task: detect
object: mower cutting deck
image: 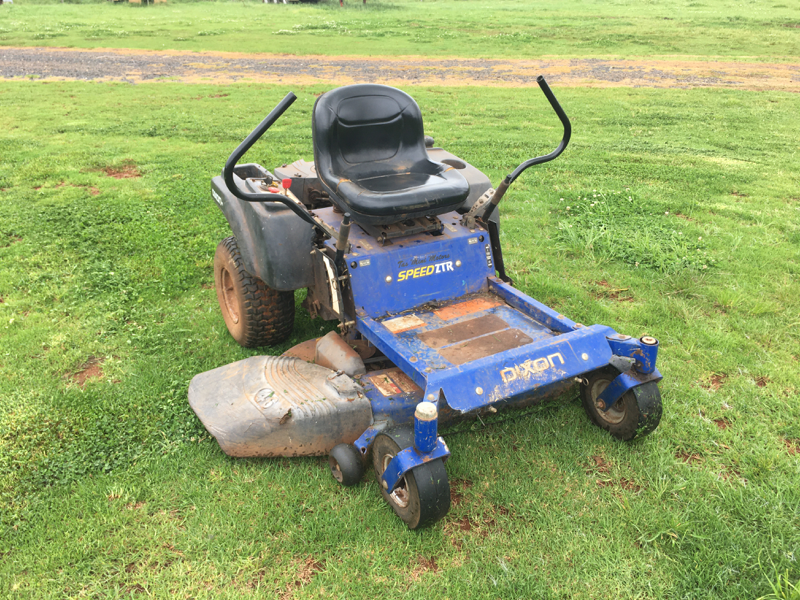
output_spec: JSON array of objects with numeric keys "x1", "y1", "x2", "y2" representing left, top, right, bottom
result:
[{"x1": 188, "y1": 77, "x2": 663, "y2": 529}]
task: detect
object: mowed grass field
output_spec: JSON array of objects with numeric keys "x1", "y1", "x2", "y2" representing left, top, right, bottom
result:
[
  {"x1": 2, "y1": 1, "x2": 800, "y2": 598},
  {"x1": 2, "y1": 81, "x2": 799, "y2": 599},
  {"x1": 1, "y1": 0, "x2": 800, "y2": 60}
]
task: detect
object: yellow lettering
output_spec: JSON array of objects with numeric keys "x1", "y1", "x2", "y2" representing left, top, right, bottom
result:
[
  {"x1": 398, "y1": 271, "x2": 407, "y2": 282},
  {"x1": 500, "y1": 368, "x2": 517, "y2": 383},
  {"x1": 413, "y1": 267, "x2": 423, "y2": 278},
  {"x1": 501, "y1": 353, "x2": 568, "y2": 382},
  {"x1": 532, "y1": 358, "x2": 549, "y2": 372},
  {"x1": 424, "y1": 265, "x2": 434, "y2": 276}
]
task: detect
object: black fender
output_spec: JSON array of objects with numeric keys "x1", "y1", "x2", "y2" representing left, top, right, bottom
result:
[{"x1": 211, "y1": 166, "x2": 314, "y2": 292}]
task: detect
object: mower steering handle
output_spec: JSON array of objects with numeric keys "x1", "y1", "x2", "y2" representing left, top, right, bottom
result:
[
  {"x1": 223, "y1": 92, "x2": 297, "y2": 203},
  {"x1": 222, "y1": 92, "x2": 332, "y2": 234},
  {"x1": 506, "y1": 76, "x2": 571, "y2": 184},
  {"x1": 479, "y1": 76, "x2": 571, "y2": 223}
]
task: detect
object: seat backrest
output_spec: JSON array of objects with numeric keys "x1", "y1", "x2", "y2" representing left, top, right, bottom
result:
[{"x1": 312, "y1": 84, "x2": 429, "y2": 187}]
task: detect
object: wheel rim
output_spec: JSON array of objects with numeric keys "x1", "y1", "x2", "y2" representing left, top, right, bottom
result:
[
  {"x1": 381, "y1": 453, "x2": 410, "y2": 508},
  {"x1": 220, "y1": 267, "x2": 239, "y2": 324},
  {"x1": 329, "y1": 456, "x2": 343, "y2": 483},
  {"x1": 591, "y1": 379, "x2": 626, "y2": 424}
]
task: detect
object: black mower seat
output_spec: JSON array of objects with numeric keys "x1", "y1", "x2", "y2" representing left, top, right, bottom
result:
[{"x1": 312, "y1": 84, "x2": 470, "y2": 225}]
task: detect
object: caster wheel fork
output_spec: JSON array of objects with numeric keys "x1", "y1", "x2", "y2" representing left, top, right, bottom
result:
[
  {"x1": 372, "y1": 428, "x2": 450, "y2": 530},
  {"x1": 580, "y1": 366, "x2": 663, "y2": 441}
]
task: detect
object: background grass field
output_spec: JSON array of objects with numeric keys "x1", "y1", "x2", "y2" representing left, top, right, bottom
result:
[
  {"x1": 1, "y1": 1, "x2": 800, "y2": 599},
  {"x1": 1, "y1": 0, "x2": 800, "y2": 60}
]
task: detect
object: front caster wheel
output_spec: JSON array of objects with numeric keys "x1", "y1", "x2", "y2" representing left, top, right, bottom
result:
[
  {"x1": 329, "y1": 443, "x2": 363, "y2": 487},
  {"x1": 372, "y1": 428, "x2": 450, "y2": 530},
  {"x1": 580, "y1": 366, "x2": 663, "y2": 441}
]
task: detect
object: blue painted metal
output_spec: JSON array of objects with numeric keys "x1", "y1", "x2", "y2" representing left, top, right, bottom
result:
[
  {"x1": 414, "y1": 407, "x2": 438, "y2": 453},
  {"x1": 597, "y1": 368, "x2": 663, "y2": 410},
  {"x1": 426, "y1": 324, "x2": 613, "y2": 411},
  {"x1": 358, "y1": 368, "x2": 423, "y2": 425},
  {"x1": 356, "y1": 302, "x2": 560, "y2": 392},
  {"x1": 316, "y1": 208, "x2": 494, "y2": 318},
  {"x1": 606, "y1": 336, "x2": 659, "y2": 374},
  {"x1": 353, "y1": 425, "x2": 385, "y2": 457},
  {"x1": 359, "y1": 309, "x2": 613, "y2": 413},
  {"x1": 312, "y1": 203, "x2": 662, "y2": 438},
  {"x1": 381, "y1": 438, "x2": 450, "y2": 492},
  {"x1": 488, "y1": 276, "x2": 578, "y2": 334}
]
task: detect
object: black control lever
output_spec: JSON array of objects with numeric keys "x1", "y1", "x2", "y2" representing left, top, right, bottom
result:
[
  {"x1": 222, "y1": 92, "x2": 331, "y2": 236},
  {"x1": 481, "y1": 76, "x2": 571, "y2": 222}
]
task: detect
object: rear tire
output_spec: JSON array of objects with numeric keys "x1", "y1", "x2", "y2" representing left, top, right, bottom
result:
[
  {"x1": 580, "y1": 366, "x2": 662, "y2": 441},
  {"x1": 372, "y1": 428, "x2": 450, "y2": 529},
  {"x1": 214, "y1": 236, "x2": 295, "y2": 348}
]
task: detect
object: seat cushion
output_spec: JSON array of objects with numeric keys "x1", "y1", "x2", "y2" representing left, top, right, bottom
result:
[{"x1": 313, "y1": 84, "x2": 469, "y2": 225}]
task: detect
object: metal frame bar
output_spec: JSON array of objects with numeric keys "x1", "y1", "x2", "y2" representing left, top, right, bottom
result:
[{"x1": 597, "y1": 368, "x2": 663, "y2": 411}]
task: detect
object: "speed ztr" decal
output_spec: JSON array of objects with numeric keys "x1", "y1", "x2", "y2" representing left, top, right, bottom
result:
[
  {"x1": 500, "y1": 353, "x2": 565, "y2": 383},
  {"x1": 397, "y1": 261, "x2": 454, "y2": 282}
]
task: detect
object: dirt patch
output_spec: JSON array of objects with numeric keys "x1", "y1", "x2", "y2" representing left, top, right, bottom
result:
[
  {"x1": 619, "y1": 478, "x2": 642, "y2": 492},
  {"x1": 277, "y1": 557, "x2": 323, "y2": 599},
  {"x1": 3, "y1": 47, "x2": 800, "y2": 92},
  {"x1": 714, "y1": 418, "x2": 731, "y2": 430},
  {"x1": 676, "y1": 451, "x2": 703, "y2": 465},
  {"x1": 755, "y1": 376, "x2": 770, "y2": 388},
  {"x1": 589, "y1": 455, "x2": 612, "y2": 474},
  {"x1": 593, "y1": 280, "x2": 633, "y2": 302},
  {"x1": 55, "y1": 181, "x2": 101, "y2": 195},
  {"x1": 449, "y1": 478, "x2": 473, "y2": 507},
  {"x1": 452, "y1": 515, "x2": 474, "y2": 532},
  {"x1": 2, "y1": 234, "x2": 22, "y2": 248},
  {"x1": 784, "y1": 439, "x2": 799, "y2": 456},
  {"x1": 102, "y1": 162, "x2": 141, "y2": 179},
  {"x1": 444, "y1": 513, "x2": 498, "y2": 547},
  {"x1": 674, "y1": 212, "x2": 694, "y2": 221},
  {"x1": 125, "y1": 584, "x2": 146, "y2": 595},
  {"x1": 718, "y1": 465, "x2": 747, "y2": 485},
  {"x1": 604, "y1": 290, "x2": 634, "y2": 302},
  {"x1": 409, "y1": 556, "x2": 439, "y2": 581},
  {"x1": 70, "y1": 356, "x2": 104, "y2": 387},
  {"x1": 701, "y1": 373, "x2": 727, "y2": 391},
  {"x1": 588, "y1": 456, "x2": 641, "y2": 491}
]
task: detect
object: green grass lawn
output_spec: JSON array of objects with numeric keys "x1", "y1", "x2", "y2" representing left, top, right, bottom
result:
[
  {"x1": 1, "y1": 0, "x2": 800, "y2": 61},
  {"x1": 1, "y1": 80, "x2": 799, "y2": 598}
]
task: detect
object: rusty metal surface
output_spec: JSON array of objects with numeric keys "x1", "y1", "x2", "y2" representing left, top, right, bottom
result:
[
  {"x1": 437, "y1": 328, "x2": 534, "y2": 366},
  {"x1": 359, "y1": 215, "x2": 444, "y2": 245},
  {"x1": 383, "y1": 314, "x2": 426, "y2": 334},
  {"x1": 432, "y1": 296, "x2": 503, "y2": 321},
  {"x1": 314, "y1": 331, "x2": 367, "y2": 376},
  {"x1": 283, "y1": 338, "x2": 318, "y2": 362},
  {"x1": 188, "y1": 356, "x2": 372, "y2": 457},
  {"x1": 417, "y1": 314, "x2": 509, "y2": 349},
  {"x1": 370, "y1": 372, "x2": 405, "y2": 397}
]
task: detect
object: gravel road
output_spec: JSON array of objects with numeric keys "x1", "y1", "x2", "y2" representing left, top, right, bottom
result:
[{"x1": 2, "y1": 46, "x2": 799, "y2": 91}]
